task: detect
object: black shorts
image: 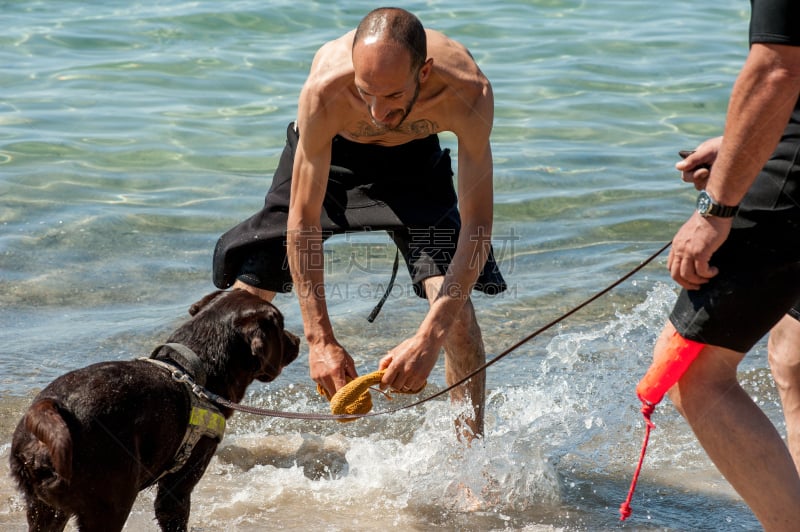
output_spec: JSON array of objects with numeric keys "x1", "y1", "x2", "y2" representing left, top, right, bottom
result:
[
  {"x1": 212, "y1": 122, "x2": 506, "y2": 299},
  {"x1": 669, "y1": 154, "x2": 800, "y2": 351}
]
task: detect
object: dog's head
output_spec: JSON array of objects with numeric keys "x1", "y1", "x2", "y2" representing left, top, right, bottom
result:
[{"x1": 181, "y1": 290, "x2": 300, "y2": 397}]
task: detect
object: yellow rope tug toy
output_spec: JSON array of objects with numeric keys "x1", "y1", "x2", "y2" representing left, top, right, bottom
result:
[{"x1": 317, "y1": 370, "x2": 426, "y2": 423}]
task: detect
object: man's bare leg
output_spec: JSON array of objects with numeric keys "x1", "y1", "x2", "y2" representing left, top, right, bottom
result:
[
  {"x1": 661, "y1": 322, "x2": 800, "y2": 531},
  {"x1": 232, "y1": 279, "x2": 276, "y2": 302},
  {"x1": 422, "y1": 276, "x2": 486, "y2": 442},
  {"x1": 769, "y1": 313, "x2": 800, "y2": 473}
]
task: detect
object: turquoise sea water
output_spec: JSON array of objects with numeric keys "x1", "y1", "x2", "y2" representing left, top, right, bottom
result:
[{"x1": 0, "y1": 1, "x2": 773, "y2": 530}]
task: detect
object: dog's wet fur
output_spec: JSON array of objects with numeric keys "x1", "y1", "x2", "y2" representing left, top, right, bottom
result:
[{"x1": 9, "y1": 289, "x2": 300, "y2": 532}]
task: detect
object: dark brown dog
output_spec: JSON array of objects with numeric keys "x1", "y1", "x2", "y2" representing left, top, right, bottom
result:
[{"x1": 9, "y1": 289, "x2": 300, "y2": 532}]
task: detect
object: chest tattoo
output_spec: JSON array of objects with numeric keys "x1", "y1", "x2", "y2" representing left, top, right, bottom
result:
[{"x1": 348, "y1": 119, "x2": 439, "y2": 139}]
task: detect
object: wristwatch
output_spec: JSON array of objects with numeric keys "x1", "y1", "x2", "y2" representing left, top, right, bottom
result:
[{"x1": 696, "y1": 190, "x2": 738, "y2": 218}]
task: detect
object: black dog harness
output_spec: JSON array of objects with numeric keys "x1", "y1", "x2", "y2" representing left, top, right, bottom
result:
[{"x1": 141, "y1": 343, "x2": 226, "y2": 482}]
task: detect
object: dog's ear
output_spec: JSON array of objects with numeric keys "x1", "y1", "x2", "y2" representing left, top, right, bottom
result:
[
  {"x1": 253, "y1": 323, "x2": 286, "y2": 382},
  {"x1": 235, "y1": 305, "x2": 281, "y2": 373},
  {"x1": 235, "y1": 303, "x2": 298, "y2": 381},
  {"x1": 188, "y1": 290, "x2": 226, "y2": 316}
]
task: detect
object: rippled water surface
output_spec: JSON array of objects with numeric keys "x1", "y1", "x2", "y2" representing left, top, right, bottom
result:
[{"x1": 0, "y1": 1, "x2": 771, "y2": 530}]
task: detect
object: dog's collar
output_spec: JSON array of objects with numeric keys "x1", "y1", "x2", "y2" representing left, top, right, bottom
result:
[{"x1": 148, "y1": 343, "x2": 208, "y2": 386}]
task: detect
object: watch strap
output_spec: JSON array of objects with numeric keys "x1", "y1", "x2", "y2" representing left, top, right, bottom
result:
[{"x1": 708, "y1": 202, "x2": 738, "y2": 217}]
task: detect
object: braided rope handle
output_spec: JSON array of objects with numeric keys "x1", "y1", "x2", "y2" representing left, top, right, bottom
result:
[{"x1": 318, "y1": 370, "x2": 426, "y2": 423}]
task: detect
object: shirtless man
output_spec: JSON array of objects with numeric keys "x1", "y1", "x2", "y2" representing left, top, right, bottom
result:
[{"x1": 212, "y1": 8, "x2": 506, "y2": 439}]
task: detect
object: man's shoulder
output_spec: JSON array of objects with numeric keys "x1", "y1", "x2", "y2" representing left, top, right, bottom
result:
[
  {"x1": 305, "y1": 32, "x2": 356, "y2": 93},
  {"x1": 427, "y1": 30, "x2": 483, "y2": 71},
  {"x1": 311, "y1": 30, "x2": 355, "y2": 69},
  {"x1": 302, "y1": 53, "x2": 354, "y2": 107},
  {"x1": 426, "y1": 31, "x2": 491, "y2": 105}
]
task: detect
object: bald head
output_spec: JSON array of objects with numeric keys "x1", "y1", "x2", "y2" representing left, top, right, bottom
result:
[{"x1": 353, "y1": 7, "x2": 427, "y2": 73}]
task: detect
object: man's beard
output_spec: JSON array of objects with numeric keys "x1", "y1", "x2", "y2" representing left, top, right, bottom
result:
[{"x1": 370, "y1": 82, "x2": 420, "y2": 132}]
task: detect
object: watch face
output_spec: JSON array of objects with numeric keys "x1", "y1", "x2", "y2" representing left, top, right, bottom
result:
[{"x1": 696, "y1": 191, "x2": 712, "y2": 215}]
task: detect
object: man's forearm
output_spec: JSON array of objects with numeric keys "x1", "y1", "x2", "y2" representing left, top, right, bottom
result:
[
  {"x1": 418, "y1": 224, "x2": 491, "y2": 339},
  {"x1": 286, "y1": 227, "x2": 334, "y2": 344}
]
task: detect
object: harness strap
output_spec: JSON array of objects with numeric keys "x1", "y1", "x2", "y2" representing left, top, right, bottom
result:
[
  {"x1": 139, "y1": 350, "x2": 226, "y2": 483},
  {"x1": 164, "y1": 394, "x2": 226, "y2": 477}
]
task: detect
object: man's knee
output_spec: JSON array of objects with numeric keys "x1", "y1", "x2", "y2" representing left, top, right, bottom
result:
[
  {"x1": 446, "y1": 298, "x2": 483, "y2": 349},
  {"x1": 420, "y1": 276, "x2": 483, "y2": 350},
  {"x1": 666, "y1": 341, "x2": 743, "y2": 417},
  {"x1": 769, "y1": 315, "x2": 800, "y2": 390},
  {"x1": 454, "y1": 297, "x2": 479, "y2": 328}
]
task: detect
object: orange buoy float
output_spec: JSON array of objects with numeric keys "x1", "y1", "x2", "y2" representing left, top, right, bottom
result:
[{"x1": 619, "y1": 331, "x2": 705, "y2": 521}]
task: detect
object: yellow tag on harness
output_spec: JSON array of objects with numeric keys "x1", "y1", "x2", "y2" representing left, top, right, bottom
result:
[{"x1": 189, "y1": 406, "x2": 226, "y2": 438}]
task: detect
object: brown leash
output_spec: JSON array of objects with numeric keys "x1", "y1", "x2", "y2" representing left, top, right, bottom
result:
[{"x1": 194, "y1": 241, "x2": 672, "y2": 421}]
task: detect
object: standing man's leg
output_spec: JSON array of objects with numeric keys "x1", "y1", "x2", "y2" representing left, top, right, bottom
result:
[
  {"x1": 422, "y1": 275, "x2": 486, "y2": 442},
  {"x1": 660, "y1": 321, "x2": 800, "y2": 531},
  {"x1": 769, "y1": 313, "x2": 800, "y2": 473}
]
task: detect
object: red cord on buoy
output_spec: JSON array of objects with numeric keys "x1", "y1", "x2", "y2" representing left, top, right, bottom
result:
[
  {"x1": 620, "y1": 332, "x2": 705, "y2": 521},
  {"x1": 619, "y1": 402, "x2": 655, "y2": 520}
]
